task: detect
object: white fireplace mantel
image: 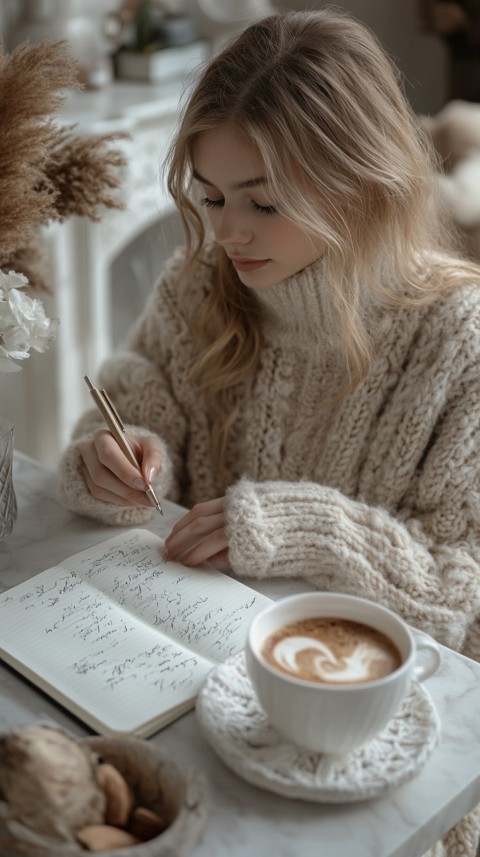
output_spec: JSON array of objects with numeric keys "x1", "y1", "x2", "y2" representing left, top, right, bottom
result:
[{"x1": 2, "y1": 73, "x2": 201, "y2": 467}]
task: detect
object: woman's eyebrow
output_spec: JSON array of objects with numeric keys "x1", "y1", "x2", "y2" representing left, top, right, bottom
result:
[{"x1": 192, "y1": 168, "x2": 267, "y2": 190}]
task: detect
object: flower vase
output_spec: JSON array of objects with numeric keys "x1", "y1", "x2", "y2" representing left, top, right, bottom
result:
[{"x1": 0, "y1": 418, "x2": 17, "y2": 542}]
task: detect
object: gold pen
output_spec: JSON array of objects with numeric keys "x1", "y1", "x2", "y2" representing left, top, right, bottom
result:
[{"x1": 84, "y1": 374, "x2": 163, "y2": 515}]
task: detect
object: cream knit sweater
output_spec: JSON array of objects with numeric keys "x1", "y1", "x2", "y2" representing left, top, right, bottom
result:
[{"x1": 58, "y1": 245, "x2": 480, "y2": 856}]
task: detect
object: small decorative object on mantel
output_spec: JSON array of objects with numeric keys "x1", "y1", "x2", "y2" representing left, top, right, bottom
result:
[
  {"x1": 0, "y1": 36, "x2": 126, "y2": 541},
  {"x1": 0, "y1": 724, "x2": 207, "y2": 856},
  {"x1": 112, "y1": 0, "x2": 208, "y2": 83},
  {"x1": 10, "y1": 0, "x2": 120, "y2": 90}
]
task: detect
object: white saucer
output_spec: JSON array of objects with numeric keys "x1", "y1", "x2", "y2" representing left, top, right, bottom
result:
[{"x1": 196, "y1": 652, "x2": 441, "y2": 803}]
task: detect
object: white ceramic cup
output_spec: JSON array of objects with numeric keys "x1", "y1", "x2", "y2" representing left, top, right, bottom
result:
[{"x1": 245, "y1": 592, "x2": 441, "y2": 755}]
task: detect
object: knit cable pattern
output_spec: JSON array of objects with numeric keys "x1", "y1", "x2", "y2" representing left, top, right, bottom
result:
[{"x1": 196, "y1": 652, "x2": 440, "y2": 803}]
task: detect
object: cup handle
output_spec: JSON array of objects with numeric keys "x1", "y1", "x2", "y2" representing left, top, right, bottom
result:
[{"x1": 411, "y1": 630, "x2": 441, "y2": 681}]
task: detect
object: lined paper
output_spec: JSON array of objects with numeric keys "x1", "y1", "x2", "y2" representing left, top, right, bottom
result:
[{"x1": 0, "y1": 529, "x2": 271, "y2": 735}]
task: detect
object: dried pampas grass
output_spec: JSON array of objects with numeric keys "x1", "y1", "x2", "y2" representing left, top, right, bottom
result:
[
  {"x1": 43, "y1": 129, "x2": 127, "y2": 222},
  {"x1": 0, "y1": 37, "x2": 127, "y2": 290}
]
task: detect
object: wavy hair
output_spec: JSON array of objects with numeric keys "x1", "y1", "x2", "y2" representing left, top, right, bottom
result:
[{"x1": 166, "y1": 7, "x2": 480, "y2": 478}]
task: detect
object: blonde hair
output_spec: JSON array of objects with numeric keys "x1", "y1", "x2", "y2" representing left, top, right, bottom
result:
[{"x1": 166, "y1": 7, "x2": 480, "y2": 479}]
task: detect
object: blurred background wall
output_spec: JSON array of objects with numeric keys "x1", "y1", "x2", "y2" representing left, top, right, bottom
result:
[{"x1": 1, "y1": 0, "x2": 447, "y2": 114}]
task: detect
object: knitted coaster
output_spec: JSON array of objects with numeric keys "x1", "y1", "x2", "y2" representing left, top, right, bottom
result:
[{"x1": 196, "y1": 652, "x2": 441, "y2": 802}]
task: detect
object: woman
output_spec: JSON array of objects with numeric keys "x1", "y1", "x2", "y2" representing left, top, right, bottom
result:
[{"x1": 58, "y1": 11, "x2": 480, "y2": 853}]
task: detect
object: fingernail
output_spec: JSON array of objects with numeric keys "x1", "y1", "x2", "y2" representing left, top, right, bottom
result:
[
  {"x1": 133, "y1": 478, "x2": 145, "y2": 490},
  {"x1": 147, "y1": 466, "x2": 156, "y2": 483}
]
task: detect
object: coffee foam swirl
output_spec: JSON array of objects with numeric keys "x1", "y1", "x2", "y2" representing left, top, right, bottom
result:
[{"x1": 272, "y1": 635, "x2": 398, "y2": 683}]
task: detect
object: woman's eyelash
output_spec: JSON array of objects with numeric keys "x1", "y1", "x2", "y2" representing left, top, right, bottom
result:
[
  {"x1": 201, "y1": 197, "x2": 223, "y2": 209},
  {"x1": 252, "y1": 201, "x2": 277, "y2": 215},
  {"x1": 200, "y1": 197, "x2": 277, "y2": 215}
]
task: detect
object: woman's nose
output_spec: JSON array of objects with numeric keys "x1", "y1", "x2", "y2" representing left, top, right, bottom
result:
[{"x1": 214, "y1": 209, "x2": 252, "y2": 246}]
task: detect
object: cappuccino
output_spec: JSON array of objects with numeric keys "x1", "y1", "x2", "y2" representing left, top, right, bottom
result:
[{"x1": 261, "y1": 617, "x2": 402, "y2": 684}]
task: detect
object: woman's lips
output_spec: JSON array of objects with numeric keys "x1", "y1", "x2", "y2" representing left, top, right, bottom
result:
[{"x1": 230, "y1": 257, "x2": 269, "y2": 272}]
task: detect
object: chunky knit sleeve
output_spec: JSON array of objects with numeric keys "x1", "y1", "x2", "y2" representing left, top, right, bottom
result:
[
  {"x1": 226, "y1": 475, "x2": 480, "y2": 653},
  {"x1": 57, "y1": 246, "x2": 205, "y2": 524},
  {"x1": 225, "y1": 322, "x2": 480, "y2": 657}
]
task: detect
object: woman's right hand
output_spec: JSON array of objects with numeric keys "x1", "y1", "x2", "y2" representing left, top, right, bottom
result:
[{"x1": 79, "y1": 429, "x2": 163, "y2": 507}]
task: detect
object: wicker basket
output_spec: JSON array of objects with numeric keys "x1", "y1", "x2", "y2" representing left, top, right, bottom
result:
[{"x1": 0, "y1": 735, "x2": 207, "y2": 857}]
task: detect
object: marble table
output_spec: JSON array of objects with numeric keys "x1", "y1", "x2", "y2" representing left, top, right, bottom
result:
[{"x1": 1, "y1": 452, "x2": 480, "y2": 857}]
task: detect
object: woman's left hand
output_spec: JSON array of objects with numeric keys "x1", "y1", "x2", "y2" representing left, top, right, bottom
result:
[{"x1": 164, "y1": 497, "x2": 229, "y2": 567}]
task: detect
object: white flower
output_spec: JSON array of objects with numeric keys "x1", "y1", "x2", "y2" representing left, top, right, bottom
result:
[{"x1": 0, "y1": 270, "x2": 59, "y2": 373}]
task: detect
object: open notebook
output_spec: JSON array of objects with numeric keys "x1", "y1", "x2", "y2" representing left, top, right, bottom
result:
[{"x1": 0, "y1": 528, "x2": 272, "y2": 737}]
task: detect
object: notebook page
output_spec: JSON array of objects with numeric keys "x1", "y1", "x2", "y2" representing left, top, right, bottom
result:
[
  {"x1": 55, "y1": 528, "x2": 271, "y2": 661},
  {"x1": 0, "y1": 569, "x2": 214, "y2": 735},
  {"x1": 0, "y1": 529, "x2": 271, "y2": 734}
]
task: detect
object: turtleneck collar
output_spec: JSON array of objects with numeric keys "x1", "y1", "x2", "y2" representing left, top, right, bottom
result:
[
  {"x1": 251, "y1": 255, "x2": 395, "y2": 353},
  {"x1": 251, "y1": 255, "x2": 336, "y2": 344}
]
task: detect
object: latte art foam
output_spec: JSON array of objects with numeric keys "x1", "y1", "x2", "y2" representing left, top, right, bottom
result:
[
  {"x1": 262, "y1": 617, "x2": 402, "y2": 684},
  {"x1": 272, "y1": 636, "x2": 397, "y2": 683}
]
